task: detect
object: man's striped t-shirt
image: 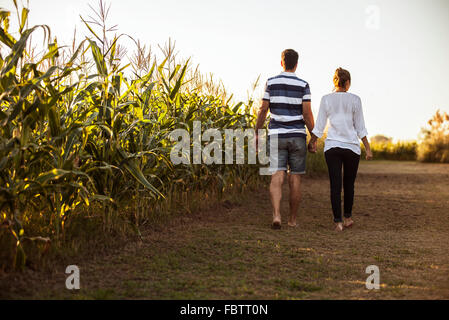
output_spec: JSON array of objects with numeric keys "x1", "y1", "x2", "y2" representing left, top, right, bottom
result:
[{"x1": 263, "y1": 71, "x2": 311, "y2": 138}]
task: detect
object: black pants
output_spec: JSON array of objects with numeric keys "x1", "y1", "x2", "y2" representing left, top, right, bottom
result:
[{"x1": 324, "y1": 147, "x2": 360, "y2": 223}]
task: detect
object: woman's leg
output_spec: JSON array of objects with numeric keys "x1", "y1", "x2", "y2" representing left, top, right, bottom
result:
[
  {"x1": 325, "y1": 148, "x2": 344, "y2": 223},
  {"x1": 342, "y1": 150, "x2": 361, "y2": 219}
]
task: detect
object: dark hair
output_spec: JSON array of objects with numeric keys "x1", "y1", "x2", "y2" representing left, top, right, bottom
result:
[
  {"x1": 282, "y1": 49, "x2": 299, "y2": 70},
  {"x1": 333, "y1": 67, "x2": 351, "y2": 88}
]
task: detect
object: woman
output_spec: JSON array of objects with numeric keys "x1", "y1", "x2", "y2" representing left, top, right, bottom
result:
[{"x1": 309, "y1": 68, "x2": 373, "y2": 231}]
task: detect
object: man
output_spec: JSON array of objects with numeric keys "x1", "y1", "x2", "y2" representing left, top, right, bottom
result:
[{"x1": 256, "y1": 49, "x2": 316, "y2": 229}]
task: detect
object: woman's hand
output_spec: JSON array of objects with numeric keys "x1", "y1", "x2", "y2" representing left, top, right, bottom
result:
[
  {"x1": 365, "y1": 149, "x2": 373, "y2": 160},
  {"x1": 361, "y1": 137, "x2": 373, "y2": 160}
]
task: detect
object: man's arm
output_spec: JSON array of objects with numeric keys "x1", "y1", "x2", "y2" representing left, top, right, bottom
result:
[
  {"x1": 256, "y1": 100, "x2": 270, "y2": 132},
  {"x1": 302, "y1": 101, "x2": 314, "y2": 132},
  {"x1": 255, "y1": 100, "x2": 269, "y2": 151},
  {"x1": 303, "y1": 101, "x2": 317, "y2": 152}
]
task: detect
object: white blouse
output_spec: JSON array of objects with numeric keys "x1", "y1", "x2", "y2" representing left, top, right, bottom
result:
[{"x1": 312, "y1": 92, "x2": 368, "y2": 155}]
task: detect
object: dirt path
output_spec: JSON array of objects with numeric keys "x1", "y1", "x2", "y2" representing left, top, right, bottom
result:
[{"x1": 2, "y1": 161, "x2": 449, "y2": 299}]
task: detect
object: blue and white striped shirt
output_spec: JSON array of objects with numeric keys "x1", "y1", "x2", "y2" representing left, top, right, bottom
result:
[{"x1": 263, "y1": 71, "x2": 311, "y2": 138}]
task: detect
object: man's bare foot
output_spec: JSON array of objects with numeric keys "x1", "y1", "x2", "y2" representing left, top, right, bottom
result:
[
  {"x1": 271, "y1": 220, "x2": 281, "y2": 229},
  {"x1": 287, "y1": 222, "x2": 297, "y2": 227},
  {"x1": 344, "y1": 218, "x2": 354, "y2": 228},
  {"x1": 335, "y1": 222, "x2": 344, "y2": 232},
  {"x1": 272, "y1": 212, "x2": 282, "y2": 229}
]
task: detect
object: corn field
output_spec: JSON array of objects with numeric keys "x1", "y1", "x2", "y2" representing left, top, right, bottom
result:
[{"x1": 0, "y1": 1, "x2": 262, "y2": 270}]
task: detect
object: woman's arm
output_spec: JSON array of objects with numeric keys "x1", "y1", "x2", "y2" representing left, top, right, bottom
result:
[
  {"x1": 361, "y1": 136, "x2": 373, "y2": 160},
  {"x1": 309, "y1": 97, "x2": 328, "y2": 152},
  {"x1": 311, "y1": 97, "x2": 327, "y2": 138},
  {"x1": 354, "y1": 97, "x2": 372, "y2": 160},
  {"x1": 353, "y1": 96, "x2": 368, "y2": 138}
]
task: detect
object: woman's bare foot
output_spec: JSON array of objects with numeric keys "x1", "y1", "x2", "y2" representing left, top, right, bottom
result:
[
  {"x1": 288, "y1": 216, "x2": 297, "y2": 227},
  {"x1": 344, "y1": 218, "x2": 354, "y2": 228},
  {"x1": 335, "y1": 222, "x2": 344, "y2": 232}
]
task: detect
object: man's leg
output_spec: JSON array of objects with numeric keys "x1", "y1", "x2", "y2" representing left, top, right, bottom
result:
[
  {"x1": 286, "y1": 137, "x2": 306, "y2": 226},
  {"x1": 268, "y1": 136, "x2": 287, "y2": 228},
  {"x1": 270, "y1": 171, "x2": 285, "y2": 225},
  {"x1": 288, "y1": 174, "x2": 301, "y2": 226}
]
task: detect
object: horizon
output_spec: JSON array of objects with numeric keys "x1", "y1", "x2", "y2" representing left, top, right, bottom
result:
[{"x1": 2, "y1": 0, "x2": 449, "y2": 141}]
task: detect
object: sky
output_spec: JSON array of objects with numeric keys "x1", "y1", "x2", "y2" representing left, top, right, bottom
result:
[{"x1": 2, "y1": 0, "x2": 449, "y2": 140}]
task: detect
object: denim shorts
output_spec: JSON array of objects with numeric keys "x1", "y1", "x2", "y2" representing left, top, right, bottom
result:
[{"x1": 268, "y1": 136, "x2": 307, "y2": 174}]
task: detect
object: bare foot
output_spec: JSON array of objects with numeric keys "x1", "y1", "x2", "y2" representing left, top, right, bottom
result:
[
  {"x1": 344, "y1": 218, "x2": 354, "y2": 228},
  {"x1": 288, "y1": 217, "x2": 297, "y2": 227},
  {"x1": 272, "y1": 212, "x2": 281, "y2": 229},
  {"x1": 271, "y1": 220, "x2": 281, "y2": 229},
  {"x1": 335, "y1": 222, "x2": 344, "y2": 232}
]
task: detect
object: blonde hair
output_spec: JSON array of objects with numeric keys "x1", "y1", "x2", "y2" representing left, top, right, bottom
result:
[{"x1": 333, "y1": 67, "x2": 351, "y2": 88}]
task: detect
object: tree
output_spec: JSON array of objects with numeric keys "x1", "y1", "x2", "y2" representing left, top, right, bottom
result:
[
  {"x1": 370, "y1": 135, "x2": 392, "y2": 144},
  {"x1": 418, "y1": 110, "x2": 449, "y2": 163}
]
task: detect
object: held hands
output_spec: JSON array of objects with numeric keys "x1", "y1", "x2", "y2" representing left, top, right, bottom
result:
[
  {"x1": 308, "y1": 140, "x2": 317, "y2": 153},
  {"x1": 308, "y1": 134, "x2": 318, "y2": 153}
]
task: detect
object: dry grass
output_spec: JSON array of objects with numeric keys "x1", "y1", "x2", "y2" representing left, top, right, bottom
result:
[{"x1": 1, "y1": 161, "x2": 448, "y2": 300}]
